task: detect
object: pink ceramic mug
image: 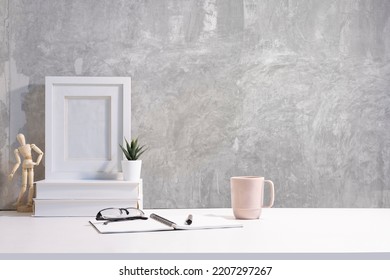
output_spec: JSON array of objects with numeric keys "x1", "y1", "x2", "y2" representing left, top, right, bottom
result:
[{"x1": 231, "y1": 176, "x2": 275, "y2": 219}]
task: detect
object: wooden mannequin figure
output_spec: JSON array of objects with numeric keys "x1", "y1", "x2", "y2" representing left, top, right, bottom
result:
[{"x1": 9, "y1": 133, "x2": 44, "y2": 212}]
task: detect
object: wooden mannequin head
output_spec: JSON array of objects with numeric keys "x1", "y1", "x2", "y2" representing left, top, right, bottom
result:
[{"x1": 16, "y1": 133, "x2": 26, "y2": 146}]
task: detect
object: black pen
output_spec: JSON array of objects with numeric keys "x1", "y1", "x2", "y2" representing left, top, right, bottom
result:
[{"x1": 185, "y1": 214, "x2": 193, "y2": 225}]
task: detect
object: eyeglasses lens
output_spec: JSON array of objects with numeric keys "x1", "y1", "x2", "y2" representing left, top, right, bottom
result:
[{"x1": 100, "y1": 208, "x2": 143, "y2": 220}]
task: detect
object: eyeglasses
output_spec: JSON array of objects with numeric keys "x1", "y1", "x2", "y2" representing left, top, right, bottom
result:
[{"x1": 96, "y1": 207, "x2": 148, "y2": 224}]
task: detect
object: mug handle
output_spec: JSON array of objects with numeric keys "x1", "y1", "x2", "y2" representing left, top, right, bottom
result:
[{"x1": 262, "y1": 180, "x2": 275, "y2": 208}]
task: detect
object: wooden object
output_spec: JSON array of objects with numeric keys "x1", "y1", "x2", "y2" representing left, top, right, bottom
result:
[{"x1": 9, "y1": 134, "x2": 44, "y2": 212}]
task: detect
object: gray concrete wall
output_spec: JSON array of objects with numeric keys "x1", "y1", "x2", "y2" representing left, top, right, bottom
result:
[
  {"x1": 1, "y1": 0, "x2": 390, "y2": 209},
  {"x1": 0, "y1": 0, "x2": 10, "y2": 208}
]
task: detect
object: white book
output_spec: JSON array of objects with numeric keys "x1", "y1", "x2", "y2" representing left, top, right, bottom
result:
[
  {"x1": 33, "y1": 198, "x2": 141, "y2": 217},
  {"x1": 35, "y1": 179, "x2": 142, "y2": 199},
  {"x1": 89, "y1": 213, "x2": 243, "y2": 234}
]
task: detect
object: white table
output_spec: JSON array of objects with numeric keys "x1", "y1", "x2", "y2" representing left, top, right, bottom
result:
[{"x1": 0, "y1": 208, "x2": 389, "y2": 256}]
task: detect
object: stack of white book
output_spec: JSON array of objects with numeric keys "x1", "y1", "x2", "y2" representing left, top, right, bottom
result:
[{"x1": 33, "y1": 179, "x2": 143, "y2": 217}]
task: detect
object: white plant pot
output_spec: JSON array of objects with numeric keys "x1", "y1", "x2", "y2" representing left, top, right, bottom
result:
[{"x1": 121, "y1": 160, "x2": 142, "y2": 181}]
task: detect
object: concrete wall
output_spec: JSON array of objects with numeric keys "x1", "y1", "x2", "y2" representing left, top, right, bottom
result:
[{"x1": 1, "y1": 0, "x2": 390, "y2": 209}]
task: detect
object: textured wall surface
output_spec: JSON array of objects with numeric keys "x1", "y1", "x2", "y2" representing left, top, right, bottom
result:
[
  {"x1": 0, "y1": 0, "x2": 10, "y2": 208},
  {"x1": 0, "y1": 0, "x2": 390, "y2": 209}
]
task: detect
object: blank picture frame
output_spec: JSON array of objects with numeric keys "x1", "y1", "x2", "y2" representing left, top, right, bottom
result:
[{"x1": 45, "y1": 76, "x2": 131, "y2": 179}]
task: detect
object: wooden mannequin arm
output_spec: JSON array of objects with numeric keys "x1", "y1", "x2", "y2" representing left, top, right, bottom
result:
[
  {"x1": 31, "y1": 144, "x2": 44, "y2": 165},
  {"x1": 9, "y1": 149, "x2": 21, "y2": 179}
]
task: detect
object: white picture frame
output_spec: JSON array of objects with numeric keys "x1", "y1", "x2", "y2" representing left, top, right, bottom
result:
[{"x1": 45, "y1": 76, "x2": 131, "y2": 180}]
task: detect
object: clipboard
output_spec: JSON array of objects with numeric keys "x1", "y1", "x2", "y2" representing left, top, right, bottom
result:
[{"x1": 89, "y1": 213, "x2": 243, "y2": 234}]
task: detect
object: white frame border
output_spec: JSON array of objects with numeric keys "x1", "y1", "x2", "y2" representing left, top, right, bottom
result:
[{"x1": 45, "y1": 76, "x2": 131, "y2": 179}]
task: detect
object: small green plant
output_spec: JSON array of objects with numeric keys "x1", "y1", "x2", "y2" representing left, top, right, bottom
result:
[{"x1": 120, "y1": 138, "x2": 147, "y2": 160}]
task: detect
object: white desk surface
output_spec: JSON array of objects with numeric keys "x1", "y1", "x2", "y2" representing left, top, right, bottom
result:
[{"x1": 0, "y1": 208, "x2": 389, "y2": 254}]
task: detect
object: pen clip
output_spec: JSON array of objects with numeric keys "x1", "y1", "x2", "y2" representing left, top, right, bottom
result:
[{"x1": 185, "y1": 214, "x2": 193, "y2": 225}]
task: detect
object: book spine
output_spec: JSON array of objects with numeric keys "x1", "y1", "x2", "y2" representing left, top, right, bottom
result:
[
  {"x1": 35, "y1": 180, "x2": 143, "y2": 199},
  {"x1": 33, "y1": 199, "x2": 142, "y2": 217}
]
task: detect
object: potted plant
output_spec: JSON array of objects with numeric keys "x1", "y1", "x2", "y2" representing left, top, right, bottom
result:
[{"x1": 120, "y1": 137, "x2": 147, "y2": 181}]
